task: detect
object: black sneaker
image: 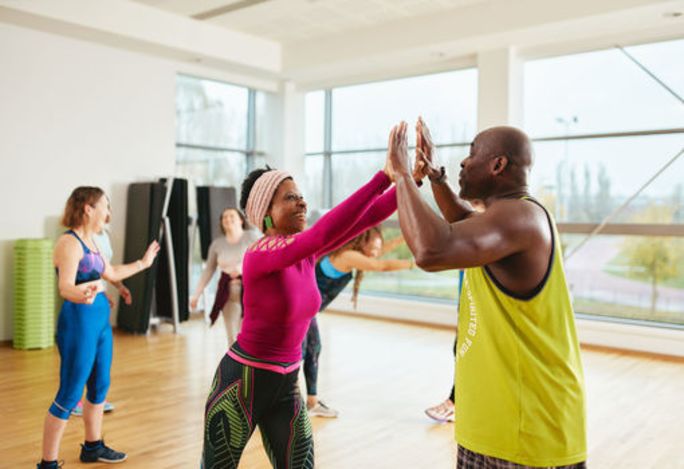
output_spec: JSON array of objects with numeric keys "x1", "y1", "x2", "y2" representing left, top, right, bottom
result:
[
  {"x1": 79, "y1": 441, "x2": 128, "y2": 464},
  {"x1": 36, "y1": 461, "x2": 63, "y2": 469}
]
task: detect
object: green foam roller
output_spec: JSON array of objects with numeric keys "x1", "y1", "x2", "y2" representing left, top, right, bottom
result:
[{"x1": 13, "y1": 238, "x2": 55, "y2": 350}]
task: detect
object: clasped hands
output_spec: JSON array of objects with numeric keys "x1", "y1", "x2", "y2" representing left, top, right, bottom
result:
[{"x1": 383, "y1": 117, "x2": 442, "y2": 184}]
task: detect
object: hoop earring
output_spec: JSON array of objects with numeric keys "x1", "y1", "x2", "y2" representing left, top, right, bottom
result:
[{"x1": 264, "y1": 216, "x2": 274, "y2": 230}]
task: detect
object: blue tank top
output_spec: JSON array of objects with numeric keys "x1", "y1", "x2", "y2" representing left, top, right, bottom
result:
[
  {"x1": 61, "y1": 230, "x2": 106, "y2": 284},
  {"x1": 319, "y1": 255, "x2": 348, "y2": 279},
  {"x1": 315, "y1": 256, "x2": 353, "y2": 311}
]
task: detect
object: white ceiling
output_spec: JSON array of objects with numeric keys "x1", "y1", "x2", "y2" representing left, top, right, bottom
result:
[
  {"x1": 3, "y1": 0, "x2": 682, "y2": 89},
  {"x1": 131, "y1": 0, "x2": 491, "y2": 42}
]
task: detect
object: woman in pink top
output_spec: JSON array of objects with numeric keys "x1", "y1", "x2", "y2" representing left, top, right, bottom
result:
[{"x1": 201, "y1": 148, "x2": 418, "y2": 468}]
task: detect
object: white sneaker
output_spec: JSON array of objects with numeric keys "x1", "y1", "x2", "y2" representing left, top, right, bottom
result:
[
  {"x1": 307, "y1": 400, "x2": 339, "y2": 418},
  {"x1": 71, "y1": 400, "x2": 115, "y2": 417},
  {"x1": 425, "y1": 399, "x2": 455, "y2": 423}
]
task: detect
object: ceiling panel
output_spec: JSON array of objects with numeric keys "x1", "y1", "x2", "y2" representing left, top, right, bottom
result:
[{"x1": 130, "y1": 0, "x2": 490, "y2": 42}]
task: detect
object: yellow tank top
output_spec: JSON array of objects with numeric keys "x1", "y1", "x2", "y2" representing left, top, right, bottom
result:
[{"x1": 455, "y1": 199, "x2": 586, "y2": 466}]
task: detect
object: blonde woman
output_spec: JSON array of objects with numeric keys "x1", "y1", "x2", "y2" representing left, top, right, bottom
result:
[{"x1": 304, "y1": 226, "x2": 413, "y2": 417}]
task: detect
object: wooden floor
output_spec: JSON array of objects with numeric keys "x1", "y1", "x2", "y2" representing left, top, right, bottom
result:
[{"x1": 1, "y1": 314, "x2": 683, "y2": 469}]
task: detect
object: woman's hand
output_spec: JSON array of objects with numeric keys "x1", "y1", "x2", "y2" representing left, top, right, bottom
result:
[
  {"x1": 416, "y1": 117, "x2": 442, "y2": 181},
  {"x1": 119, "y1": 285, "x2": 132, "y2": 305},
  {"x1": 386, "y1": 121, "x2": 410, "y2": 181},
  {"x1": 106, "y1": 293, "x2": 115, "y2": 309},
  {"x1": 141, "y1": 240, "x2": 161, "y2": 269},
  {"x1": 190, "y1": 295, "x2": 199, "y2": 311},
  {"x1": 412, "y1": 156, "x2": 426, "y2": 184},
  {"x1": 80, "y1": 283, "x2": 99, "y2": 304}
]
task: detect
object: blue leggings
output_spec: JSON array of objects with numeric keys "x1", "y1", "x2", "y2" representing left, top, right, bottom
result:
[{"x1": 49, "y1": 293, "x2": 112, "y2": 420}]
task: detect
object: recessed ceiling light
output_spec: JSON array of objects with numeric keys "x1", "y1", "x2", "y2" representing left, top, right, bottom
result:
[
  {"x1": 431, "y1": 51, "x2": 446, "y2": 59},
  {"x1": 663, "y1": 11, "x2": 682, "y2": 18}
]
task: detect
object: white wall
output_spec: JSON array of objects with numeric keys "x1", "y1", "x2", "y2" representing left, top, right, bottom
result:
[
  {"x1": 0, "y1": 22, "x2": 273, "y2": 341},
  {"x1": 0, "y1": 22, "x2": 173, "y2": 340},
  {"x1": 0, "y1": 0, "x2": 281, "y2": 74}
]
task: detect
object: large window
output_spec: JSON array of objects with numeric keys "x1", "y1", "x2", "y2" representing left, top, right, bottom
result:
[
  {"x1": 175, "y1": 74, "x2": 268, "y2": 189},
  {"x1": 524, "y1": 38, "x2": 684, "y2": 326},
  {"x1": 305, "y1": 69, "x2": 478, "y2": 302}
]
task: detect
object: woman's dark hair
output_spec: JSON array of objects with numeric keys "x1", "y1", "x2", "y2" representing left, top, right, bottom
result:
[
  {"x1": 219, "y1": 208, "x2": 247, "y2": 234},
  {"x1": 240, "y1": 166, "x2": 275, "y2": 211},
  {"x1": 329, "y1": 226, "x2": 384, "y2": 309},
  {"x1": 62, "y1": 186, "x2": 105, "y2": 229}
]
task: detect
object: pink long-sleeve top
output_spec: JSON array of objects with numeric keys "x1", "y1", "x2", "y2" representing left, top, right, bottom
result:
[{"x1": 234, "y1": 171, "x2": 396, "y2": 366}]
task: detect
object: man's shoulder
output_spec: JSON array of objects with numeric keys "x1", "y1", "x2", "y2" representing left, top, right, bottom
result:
[
  {"x1": 490, "y1": 197, "x2": 548, "y2": 214},
  {"x1": 488, "y1": 198, "x2": 550, "y2": 236}
]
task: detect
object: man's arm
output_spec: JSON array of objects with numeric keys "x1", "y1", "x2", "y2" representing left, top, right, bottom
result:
[
  {"x1": 428, "y1": 173, "x2": 473, "y2": 223},
  {"x1": 415, "y1": 117, "x2": 473, "y2": 223},
  {"x1": 388, "y1": 122, "x2": 528, "y2": 271},
  {"x1": 396, "y1": 177, "x2": 530, "y2": 271}
]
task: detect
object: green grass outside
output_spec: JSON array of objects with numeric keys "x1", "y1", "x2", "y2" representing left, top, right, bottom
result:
[{"x1": 603, "y1": 253, "x2": 684, "y2": 289}]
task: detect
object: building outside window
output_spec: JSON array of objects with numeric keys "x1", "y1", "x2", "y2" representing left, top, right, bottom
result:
[{"x1": 524, "y1": 38, "x2": 684, "y2": 326}]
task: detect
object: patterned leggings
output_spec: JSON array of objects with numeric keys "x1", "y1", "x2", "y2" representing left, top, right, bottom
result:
[
  {"x1": 202, "y1": 348, "x2": 314, "y2": 469},
  {"x1": 457, "y1": 445, "x2": 586, "y2": 469}
]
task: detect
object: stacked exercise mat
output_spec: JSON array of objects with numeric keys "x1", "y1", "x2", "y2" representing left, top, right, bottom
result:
[
  {"x1": 117, "y1": 178, "x2": 190, "y2": 333},
  {"x1": 117, "y1": 181, "x2": 165, "y2": 333},
  {"x1": 13, "y1": 239, "x2": 55, "y2": 350}
]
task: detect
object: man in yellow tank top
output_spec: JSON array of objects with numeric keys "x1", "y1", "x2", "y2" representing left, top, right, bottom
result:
[{"x1": 386, "y1": 119, "x2": 586, "y2": 468}]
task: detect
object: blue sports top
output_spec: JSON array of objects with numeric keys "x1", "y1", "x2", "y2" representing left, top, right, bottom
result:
[
  {"x1": 59, "y1": 230, "x2": 106, "y2": 285},
  {"x1": 315, "y1": 256, "x2": 353, "y2": 312},
  {"x1": 318, "y1": 255, "x2": 348, "y2": 279}
]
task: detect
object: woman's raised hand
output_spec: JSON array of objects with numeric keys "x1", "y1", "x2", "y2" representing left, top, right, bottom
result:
[
  {"x1": 385, "y1": 121, "x2": 410, "y2": 181},
  {"x1": 141, "y1": 240, "x2": 161, "y2": 269}
]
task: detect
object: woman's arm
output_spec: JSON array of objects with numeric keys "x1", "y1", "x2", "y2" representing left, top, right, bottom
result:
[
  {"x1": 333, "y1": 250, "x2": 413, "y2": 272},
  {"x1": 192, "y1": 241, "x2": 219, "y2": 297},
  {"x1": 315, "y1": 186, "x2": 397, "y2": 258},
  {"x1": 110, "y1": 280, "x2": 132, "y2": 305},
  {"x1": 102, "y1": 240, "x2": 159, "y2": 283},
  {"x1": 245, "y1": 171, "x2": 391, "y2": 275},
  {"x1": 190, "y1": 241, "x2": 219, "y2": 309},
  {"x1": 381, "y1": 236, "x2": 404, "y2": 255}
]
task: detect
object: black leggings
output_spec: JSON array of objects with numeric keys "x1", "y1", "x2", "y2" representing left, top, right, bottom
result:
[
  {"x1": 449, "y1": 332, "x2": 458, "y2": 402},
  {"x1": 301, "y1": 316, "x2": 321, "y2": 396},
  {"x1": 202, "y1": 348, "x2": 314, "y2": 469}
]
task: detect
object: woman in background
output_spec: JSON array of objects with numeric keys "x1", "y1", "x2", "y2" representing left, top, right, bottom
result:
[
  {"x1": 304, "y1": 226, "x2": 413, "y2": 418},
  {"x1": 190, "y1": 208, "x2": 259, "y2": 344}
]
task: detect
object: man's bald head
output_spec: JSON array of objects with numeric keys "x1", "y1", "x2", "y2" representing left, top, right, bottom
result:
[
  {"x1": 458, "y1": 126, "x2": 533, "y2": 201},
  {"x1": 475, "y1": 126, "x2": 533, "y2": 171}
]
